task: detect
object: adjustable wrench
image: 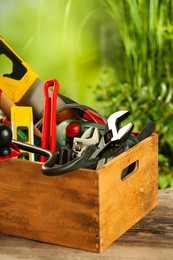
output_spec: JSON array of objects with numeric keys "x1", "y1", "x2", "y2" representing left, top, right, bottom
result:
[
  {"x1": 72, "y1": 110, "x2": 133, "y2": 164},
  {"x1": 89, "y1": 110, "x2": 133, "y2": 158},
  {"x1": 72, "y1": 127, "x2": 101, "y2": 157}
]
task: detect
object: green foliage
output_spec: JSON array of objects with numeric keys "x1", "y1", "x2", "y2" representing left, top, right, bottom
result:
[
  {"x1": 1, "y1": 0, "x2": 173, "y2": 188},
  {"x1": 159, "y1": 153, "x2": 173, "y2": 189},
  {"x1": 104, "y1": 0, "x2": 173, "y2": 88},
  {"x1": 94, "y1": 0, "x2": 173, "y2": 188}
]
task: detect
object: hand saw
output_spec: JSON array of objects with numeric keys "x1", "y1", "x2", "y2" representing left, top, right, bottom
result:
[
  {"x1": 0, "y1": 36, "x2": 106, "y2": 125},
  {"x1": 0, "y1": 36, "x2": 74, "y2": 121}
]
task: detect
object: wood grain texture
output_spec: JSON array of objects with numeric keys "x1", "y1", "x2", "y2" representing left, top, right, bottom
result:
[
  {"x1": 99, "y1": 134, "x2": 158, "y2": 252},
  {"x1": 0, "y1": 189, "x2": 172, "y2": 260},
  {"x1": 118, "y1": 188, "x2": 173, "y2": 247},
  {"x1": 0, "y1": 159, "x2": 99, "y2": 252},
  {"x1": 0, "y1": 134, "x2": 158, "y2": 253}
]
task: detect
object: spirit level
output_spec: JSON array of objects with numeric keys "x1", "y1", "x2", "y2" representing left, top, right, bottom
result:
[{"x1": 11, "y1": 106, "x2": 34, "y2": 161}]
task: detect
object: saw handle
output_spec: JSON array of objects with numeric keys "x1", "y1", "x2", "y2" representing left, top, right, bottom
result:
[
  {"x1": 0, "y1": 38, "x2": 27, "y2": 80},
  {"x1": 0, "y1": 36, "x2": 38, "y2": 103}
]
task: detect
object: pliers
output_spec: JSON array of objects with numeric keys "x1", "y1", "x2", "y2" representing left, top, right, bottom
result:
[
  {"x1": 12, "y1": 139, "x2": 97, "y2": 176},
  {"x1": 11, "y1": 118, "x2": 154, "y2": 176},
  {"x1": 12, "y1": 110, "x2": 133, "y2": 175}
]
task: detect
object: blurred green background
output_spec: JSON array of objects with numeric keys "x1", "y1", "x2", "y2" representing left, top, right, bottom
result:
[
  {"x1": 0, "y1": 0, "x2": 110, "y2": 107},
  {"x1": 1, "y1": 0, "x2": 173, "y2": 188}
]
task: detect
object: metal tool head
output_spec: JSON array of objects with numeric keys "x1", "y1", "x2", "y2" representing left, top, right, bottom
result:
[
  {"x1": 72, "y1": 127, "x2": 101, "y2": 157},
  {"x1": 107, "y1": 110, "x2": 134, "y2": 143}
]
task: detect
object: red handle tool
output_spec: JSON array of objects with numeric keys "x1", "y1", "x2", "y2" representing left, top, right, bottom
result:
[{"x1": 40, "y1": 79, "x2": 59, "y2": 162}]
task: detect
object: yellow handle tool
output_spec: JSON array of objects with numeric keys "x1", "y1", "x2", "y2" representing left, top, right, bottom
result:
[
  {"x1": 11, "y1": 106, "x2": 34, "y2": 161},
  {"x1": 0, "y1": 36, "x2": 68, "y2": 122},
  {"x1": 0, "y1": 36, "x2": 38, "y2": 103}
]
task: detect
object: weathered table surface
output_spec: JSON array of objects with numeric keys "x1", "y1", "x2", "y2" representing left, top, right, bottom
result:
[{"x1": 0, "y1": 189, "x2": 173, "y2": 260}]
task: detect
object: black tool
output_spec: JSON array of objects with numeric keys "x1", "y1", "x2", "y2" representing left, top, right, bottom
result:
[
  {"x1": 57, "y1": 147, "x2": 73, "y2": 164},
  {"x1": 13, "y1": 140, "x2": 98, "y2": 176},
  {"x1": 137, "y1": 120, "x2": 155, "y2": 142},
  {"x1": 3, "y1": 119, "x2": 155, "y2": 176},
  {"x1": 0, "y1": 123, "x2": 20, "y2": 160},
  {"x1": 96, "y1": 120, "x2": 155, "y2": 169},
  {"x1": 12, "y1": 139, "x2": 58, "y2": 171},
  {"x1": 72, "y1": 110, "x2": 134, "y2": 158},
  {"x1": 0, "y1": 123, "x2": 12, "y2": 156},
  {"x1": 0, "y1": 122, "x2": 96, "y2": 175}
]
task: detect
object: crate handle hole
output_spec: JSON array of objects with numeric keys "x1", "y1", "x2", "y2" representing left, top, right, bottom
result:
[{"x1": 121, "y1": 160, "x2": 138, "y2": 180}]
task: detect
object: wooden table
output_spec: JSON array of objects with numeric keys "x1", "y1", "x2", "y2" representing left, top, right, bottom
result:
[{"x1": 0, "y1": 189, "x2": 173, "y2": 260}]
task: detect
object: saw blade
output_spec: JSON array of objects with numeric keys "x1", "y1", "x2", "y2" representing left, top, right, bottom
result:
[{"x1": 18, "y1": 78, "x2": 69, "y2": 121}]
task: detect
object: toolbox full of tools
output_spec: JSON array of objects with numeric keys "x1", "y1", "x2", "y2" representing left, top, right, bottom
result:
[{"x1": 0, "y1": 36, "x2": 158, "y2": 252}]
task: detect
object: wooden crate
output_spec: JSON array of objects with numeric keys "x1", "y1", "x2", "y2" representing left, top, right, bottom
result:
[{"x1": 0, "y1": 134, "x2": 158, "y2": 253}]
